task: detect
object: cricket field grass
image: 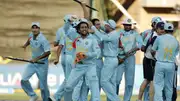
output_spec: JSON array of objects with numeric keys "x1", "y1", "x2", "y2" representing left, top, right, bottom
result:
[{"x1": 0, "y1": 90, "x2": 179, "y2": 101}]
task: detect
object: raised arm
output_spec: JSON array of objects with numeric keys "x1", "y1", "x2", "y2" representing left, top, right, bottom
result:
[
  {"x1": 21, "y1": 34, "x2": 32, "y2": 50},
  {"x1": 22, "y1": 38, "x2": 30, "y2": 48},
  {"x1": 79, "y1": 1, "x2": 89, "y2": 20},
  {"x1": 91, "y1": 26, "x2": 116, "y2": 42}
]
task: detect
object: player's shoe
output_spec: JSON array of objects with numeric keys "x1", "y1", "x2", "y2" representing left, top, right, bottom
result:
[
  {"x1": 48, "y1": 96, "x2": 56, "y2": 101},
  {"x1": 29, "y1": 95, "x2": 38, "y2": 101}
]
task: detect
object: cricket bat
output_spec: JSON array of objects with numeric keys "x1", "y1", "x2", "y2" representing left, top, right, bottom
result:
[
  {"x1": 73, "y1": 0, "x2": 99, "y2": 12},
  {"x1": 3, "y1": 56, "x2": 45, "y2": 64}
]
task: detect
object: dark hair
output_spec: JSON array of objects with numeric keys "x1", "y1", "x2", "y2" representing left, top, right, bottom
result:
[
  {"x1": 91, "y1": 18, "x2": 100, "y2": 25},
  {"x1": 156, "y1": 22, "x2": 164, "y2": 30},
  {"x1": 165, "y1": 30, "x2": 173, "y2": 33},
  {"x1": 31, "y1": 25, "x2": 40, "y2": 29},
  {"x1": 151, "y1": 22, "x2": 156, "y2": 28},
  {"x1": 76, "y1": 21, "x2": 89, "y2": 34}
]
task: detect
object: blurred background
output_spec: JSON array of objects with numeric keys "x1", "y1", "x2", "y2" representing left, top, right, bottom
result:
[
  {"x1": 0, "y1": 0, "x2": 180, "y2": 64},
  {"x1": 0, "y1": 0, "x2": 180, "y2": 100}
]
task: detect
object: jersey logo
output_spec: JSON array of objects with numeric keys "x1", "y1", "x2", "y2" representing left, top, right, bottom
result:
[
  {"x1": 35, "y1": 42, "x2": 38, "y2": 46},
  {"x1": 85, "y1": 41, "x2": 88, "y2": 45}
]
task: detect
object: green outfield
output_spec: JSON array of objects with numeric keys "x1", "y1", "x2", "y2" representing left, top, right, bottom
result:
[{"x1": 0, "y1": 91, "x2": 179, "y2": 101}]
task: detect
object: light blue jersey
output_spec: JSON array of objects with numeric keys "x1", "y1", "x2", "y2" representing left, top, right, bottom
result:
[
  {"x1": 73, "y1": 32, "x2": 105, "y2": 101},
  {"x1": 64, "y1": 34, "x2": 101, "y2": 101},
  {"x1": 92, "y1": 26, "x2": 119, "y2": 57},
  {"x1": 59, "y1": 31, "x2": 76, "y2": 56},
  {"x1": 116, "y1": 29, "x2": 143, "y2": 101},
  {"x1": 89, "y1": 33, "x2": 104, "y2": 58},
  {"x1": 75, "y1": 35, "x2": 101, "y2": 64},
  {"x1": 54, "y1": 25, "x2": 77, "y2": 101},
  {"x1": 153, "y1": 34, "x2": 178, "y2": 101},
  {"x1": 55, "y1": 23, "x2": 71, "y2": 43},
  {"x1": 118, "y1": 29, "x2": 143, "y2": 56},
  {"x1": 55, "y1": 27, "x2": 65, "y2": 43},
  {"x1": 152, "y1": 34, "x2": 179, "y2": 63},
  {"x1": 21, "y1": 32, "x2": 50, "y2": 101},
  {"x1": 92, "y1": 26, "x2": 120, "y2": 101},
  {"x1": 28, "y1": 32, "x2": 50, "y2": 61},
  {"x1": 66, "y1": 26, "x2": 80, "y2": 41},
  {"x1": 141, "y1": 29, "x2": 153, "y2": 46},
  {"x1": 61, "y1": 25, "x2": 80, "y2": 57}
]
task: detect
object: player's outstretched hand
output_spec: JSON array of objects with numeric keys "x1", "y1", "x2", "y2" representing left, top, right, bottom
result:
[
  {"x1": 1, "y1": 56, "x2": 6, "y2": 60},
  {"x1": 20, "y1": 46, "x2": 27, "y2": 51},
  {"x1": 30, "y1": 58, "x2": 38, "y2": 63}
]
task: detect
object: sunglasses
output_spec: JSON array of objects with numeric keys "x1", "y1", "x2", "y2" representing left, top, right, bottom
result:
[
  {"x1": 157, "y1": 26, "x2": 164, "y2": 30},
  {"x1": 123, "y1": 24, "x2": 132, "y2": 26}
]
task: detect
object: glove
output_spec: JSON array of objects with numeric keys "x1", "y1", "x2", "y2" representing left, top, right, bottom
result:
[
  {"x1": 118, "y1": 58, "x2": 124, "y2": 64},
  {"x1": 74, "y1": 52, "x2": 87, "y2": 64},
  {"x1": 76, "y1": 52, "x2": 86, "y2": 60}
]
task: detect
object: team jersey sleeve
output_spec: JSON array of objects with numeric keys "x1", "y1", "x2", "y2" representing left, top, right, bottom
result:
[
  {"x1": 42, "y1": 39, "x2": 51, "y2": 52},
  {"x1": 135, "y1": 32, "x2": 143, "y2": 49},
  {"x1": 92, "y1": 26, "x2": 117, "y2": 42},
  {"x1": 152, "y1": 36, "x2": 159, "y2": 51}
]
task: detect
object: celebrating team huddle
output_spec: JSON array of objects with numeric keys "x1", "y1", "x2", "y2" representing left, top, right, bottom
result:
[{"x1": 18, "y1": 1, "x2": 179, "y2": 101}]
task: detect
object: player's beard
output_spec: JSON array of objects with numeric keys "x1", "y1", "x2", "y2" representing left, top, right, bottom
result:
[
  {"x1": 33, "y1": 31, "x2": 40, "y2": 39},
  {"x1": 81, "y1": 33, "x2": 88, "y2": 37},
  {"x1": 124, "y1": 29, "x2": 131, "y2": 32}
]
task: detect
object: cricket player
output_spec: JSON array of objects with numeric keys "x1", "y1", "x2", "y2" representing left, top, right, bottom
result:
[
  {"x1": 50, "y1": 14, "x2": 78, "y2": 101},
  {"x1": 92, "y1": 19, "x2": 120, "y2": 101},
  {"x1": 172, "y1": 55, "x2": 179, "y2": 101},
  {"x1": 71, "y1": 18, "x2": 91, "y2": 101},
  {"x1": 71, "y1": 1, "x2": 102, "y2": 101},
  {"x1": 73, "y1": 18, "x2": 106, "y2": 101},
  {"x1": 91, "y1": 19, "x2": 104, "y2": 85},
  {"x1": 151, "y1": 23, "x2": 179, "y2": 101},
  {"x1": 91, "y1": 18, "x2": 104, "y2": 94},
  {"x1": 21, "y1": 22, "x2": 51, "y2": 101},
  {"x1": 64, "y1": 21, "x2": 101, "y2": 101},
  {"x1": 53, "y1": 14, "x2": 77, "y2": 47},
  {"x1": 116, "y1": 18, "x2": 143, "y2": 101},
  {"x1": 137, "y1": 17, "x2": 162, "y2": 101}
]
